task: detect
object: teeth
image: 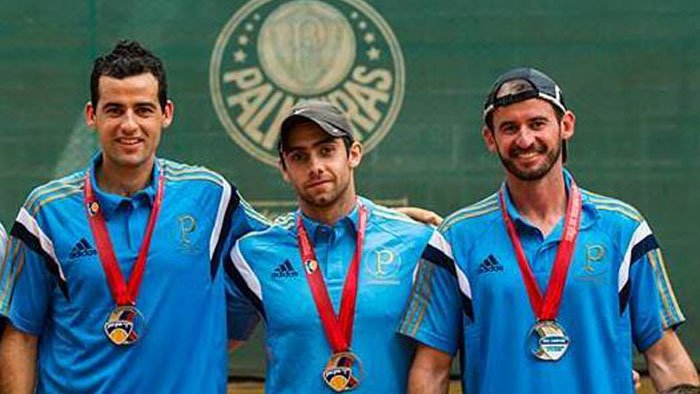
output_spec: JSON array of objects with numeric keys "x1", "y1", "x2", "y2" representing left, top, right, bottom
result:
[{"x1": 518, "y1": 152, "x2": 537, "y2": 159}]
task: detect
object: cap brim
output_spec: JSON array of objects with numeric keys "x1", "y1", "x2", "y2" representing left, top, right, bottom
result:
[{"x1": 280, "y1": 114, "x2": 347, "y2": 138}]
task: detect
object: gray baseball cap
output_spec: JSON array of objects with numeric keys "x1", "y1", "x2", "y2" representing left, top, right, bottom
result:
[
  {"x1": 278, "y1": 101, "x2": 354, "y2": 153},
  {"x1": 483, "y1": 67, "x2": 566, "y2": 120}
]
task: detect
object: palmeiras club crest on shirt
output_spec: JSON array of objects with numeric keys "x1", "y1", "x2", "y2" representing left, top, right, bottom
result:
[{"x1": 210, "y1": 0, "x2": 406, "y2": 166}]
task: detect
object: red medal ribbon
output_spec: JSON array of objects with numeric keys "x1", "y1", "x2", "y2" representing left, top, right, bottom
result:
[
  {"x1": 297, "y1": 204, "x2": 368, "y2": 353},
  {"x1": 498, "y1": 180, "x2": 582, "y2": 321},
  {"x1": 84, "y1": 165, "x2": 165, "y2": 306}
]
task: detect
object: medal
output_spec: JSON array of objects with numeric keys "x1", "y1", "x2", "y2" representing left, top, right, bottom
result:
[
  {"x1": 104, "y1": 305, "x2": 147, "y2": 346},
  {"x1": 528, "y1": 320, "x2": 570, "y2": 361},
  {"x1": 322, "y1": 352, "x2": 364, "y2": 392},
  {"x1": 296, "y1": 202, "x2": 368, "y2": 391},
  {"x1": 499, "y1": 180, "x2": 582, "y2": 362},
  {"x1": 84, "y1": 164, "x2": 165, "y2": 346}
]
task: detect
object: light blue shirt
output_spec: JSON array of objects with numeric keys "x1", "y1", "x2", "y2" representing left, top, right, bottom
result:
[
  {"x1": 226, "y1": 197, "x2": 434, "y2": 393},
  {"x1": 0, "y1": 154, "x2": 268, "y2": 393},
  {"x1": 400, "y1": 171, "x2": 684, "y2": 394}
]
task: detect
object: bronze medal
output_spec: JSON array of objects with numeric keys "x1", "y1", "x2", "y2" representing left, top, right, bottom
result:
[
  {"x1": 322, "y1": 352, "x2": 363, "y2": 392},
  {"x1": 104, "y1": 305, "x2": 147, "y2": 346}
]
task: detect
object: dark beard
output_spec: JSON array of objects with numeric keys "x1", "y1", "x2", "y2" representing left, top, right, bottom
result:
[
  {"x1": 299, "y1": 177, "x2": 351, "y2": 210},
  {"x1": 497, "y1": 139, "x2": 562, "y2": 181}
]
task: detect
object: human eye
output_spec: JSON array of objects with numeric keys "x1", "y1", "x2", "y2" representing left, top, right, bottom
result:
[
  {"x1": 135, "y1": 106, "x2": 155, "y2": 117},
  {"x1": 500, "y1": 123, "x2": 518, "y2": 135},
  {"x1": 319, "y1": 144, "x2": 336, "y2": 156},
  {"x1": 104, "y1": 106, "x2": 123, "y2": 117},
  {"x1": 289, "y1": 151, "x2": 307, "y2": 163},
  {"x1": 530, "y1": 119, "x2": 547, "y2": 130}
]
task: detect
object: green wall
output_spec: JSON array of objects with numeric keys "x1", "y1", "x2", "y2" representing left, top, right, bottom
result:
[{"x1": 0, "y1": 0, "x2": 697, "y2": 377}]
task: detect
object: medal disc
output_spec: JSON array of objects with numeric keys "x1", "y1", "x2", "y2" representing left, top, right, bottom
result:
[
  {"x1": 322, "y1": 352, "x2": 363, "y2": 392},
  {"x1": 528, "y1": 320, "x2": 569, "y2": 361},
  {"x1": 104, "y1": 305, "x2": 146, "y2": 346}
]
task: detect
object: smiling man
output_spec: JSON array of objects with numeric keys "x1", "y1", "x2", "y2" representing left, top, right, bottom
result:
[
  {"x1": 225, "y1": 101, "x2": 440, "y2": 393},
  {"x1": 400, "y1": 68, "x2": 699, "y2": 394},
  {"x1": 0, "y1": 40, "x2": 267, "y2": 393}
]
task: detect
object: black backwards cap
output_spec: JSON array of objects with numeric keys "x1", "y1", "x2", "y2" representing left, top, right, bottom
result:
[
  {"x1": 278, "y1": 100, "x2": 354, "y2": 153},
  {"x1": 483, "y1": 67, "x2": 566, "y2": 121}
]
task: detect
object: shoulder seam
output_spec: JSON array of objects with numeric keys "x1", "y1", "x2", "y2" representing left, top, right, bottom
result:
[
  {"x1": 583, "y1": 191, "x2": 643, "y2": 222},
  {"x1": 25, "y1": 175, "x2": 84, "y2": 211},
  {"x1": 165, "y1": 173, "x2": 226, "y2": 187},
  {"x1": 440, "y1": 203, "x2": 499, "y2": 232},
  {"x1": 372, "y1": 207, "x2": 419, "y2": 225}
]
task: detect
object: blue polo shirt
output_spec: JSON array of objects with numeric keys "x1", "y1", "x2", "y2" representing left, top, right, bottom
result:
[
  {"x1": 0, "y1": 154, "x2": 268, "y2": 393},
  {"x1": 399, "y1": 171, "x2": 685, "y2": 394},
  {"x1": 226, "y1": 198, "x2": 434, "y2": 393}
]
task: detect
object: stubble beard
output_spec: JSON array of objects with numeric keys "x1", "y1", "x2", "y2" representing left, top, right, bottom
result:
[
  {"x1": 498, "y1": 138, "x2": 562, "y2": 182},
  {"x1": 299, "y1": 177, "x2": 352, "y2": 211}
]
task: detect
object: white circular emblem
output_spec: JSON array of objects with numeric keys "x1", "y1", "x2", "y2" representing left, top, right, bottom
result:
[{"x1": 210, "y1": 0, "x2": 405, "y2": 166}]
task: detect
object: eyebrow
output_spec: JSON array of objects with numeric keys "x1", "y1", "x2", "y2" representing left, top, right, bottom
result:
[
  {"x1": 101, "y1": 101, "x2": 158, "y2": 109},
  {"x1": 498, "y1": 115, "x2": 550, "y2": 128},
  {"x1": 285, "y1": 136, "x2": 337, "y2": 153}
]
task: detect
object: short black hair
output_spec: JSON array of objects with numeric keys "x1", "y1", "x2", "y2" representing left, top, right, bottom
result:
[{"x1": 90, "y1": 39, "x2": 168, "y2": 110}]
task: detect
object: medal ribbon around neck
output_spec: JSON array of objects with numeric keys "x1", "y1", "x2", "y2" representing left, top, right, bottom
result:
[
  {"x1": 296, "y1": 203, "x2": 368, "y2": 353},
  {"x1": 84, "y1": 166, "x2": 165, "y2": 307},
  {"x1": 498, "y1": 180, "x2": 582, "y2": 321}
]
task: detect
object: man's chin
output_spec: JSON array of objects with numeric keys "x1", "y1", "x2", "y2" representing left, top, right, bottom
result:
[
  {"x1": 505, "y1": 163, "x2": 552, "y2": 181},
  {"x1": 302, "y1": 193, "x2": 336, "y2": 208},
  {"x1": 107, "y1": 155, "x2": 152, "y2": 170}
]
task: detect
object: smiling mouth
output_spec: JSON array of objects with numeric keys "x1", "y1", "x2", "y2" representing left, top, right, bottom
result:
[
  {"x1": 516, "y1": 151, "x2": 539, "y2": 160},
  {"x1": 116, "y1": 138, "x2": 144, "y2": 146}
]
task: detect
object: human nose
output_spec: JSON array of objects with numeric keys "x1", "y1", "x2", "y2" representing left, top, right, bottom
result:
[
  {"x1": 120, "y1": 110, "x2": 139, "y2": 134},
  {"x1": 515, "y1": 127, "x2": 535, "y2": 149},
  {"x1": 307, "y1": 153, "x2": 324, "y2": 178}
]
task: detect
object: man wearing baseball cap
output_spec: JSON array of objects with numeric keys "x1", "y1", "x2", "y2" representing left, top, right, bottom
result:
[
  {"x1": 224, "y1": 100, "x2": 443, "y2": 393},
  {"x1": 399, "y1": 67, "x2": 699, "y2": 393}
]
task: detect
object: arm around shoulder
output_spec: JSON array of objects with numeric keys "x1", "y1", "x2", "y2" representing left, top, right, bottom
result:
[
  {"x1": 0, "y1": 322, "x2": 38, "y2": 394},
  {"x1": 644, "y1": 329, "x2": 699, "y2": 393},
  {"x1": 407, "y1": 344, "x2": 453, "y2": 394}
]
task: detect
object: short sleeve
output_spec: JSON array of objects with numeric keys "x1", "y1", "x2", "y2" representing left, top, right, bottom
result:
[
  {"x1": 1, "y1": 215, "x2": 56, "y2": 335},
  {"x1": 224, "y1": 242, "x2": 263, "y2": 341},
  {"x1": 398, "y1": 230, "x2": 469, "y2": 355},
  {"x1": 621, "y1": 220, "x2": 683, "y2": 351}
]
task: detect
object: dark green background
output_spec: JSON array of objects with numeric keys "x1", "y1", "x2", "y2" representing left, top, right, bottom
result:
[{"x1": 0, "y1": 0, "x2": 697, "y2": 377}]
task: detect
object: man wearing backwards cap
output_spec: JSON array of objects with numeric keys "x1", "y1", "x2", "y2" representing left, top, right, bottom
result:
[
  {"x1": 224, "y1": 100, "x2": 441, "y2": 393},
  {"x1": 399, "y1": 67, "x2": 699, "y2": 393}
]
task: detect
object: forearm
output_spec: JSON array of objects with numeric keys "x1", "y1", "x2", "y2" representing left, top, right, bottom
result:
[
  {"x1": 645, "y1": 330, "x2": 699, "y2": 392},
  {"x1": 0, "y1": 324, "x2": 38, "y2": 394},
  {"x1": 407, "y1": 363, "x2": 450, "y2": 394},
  {"x1": 648, "y1": 351, "x2": 699, "y2": 391},
  {"x1": 407, "y1": 344, "x2": 452, "y2": 394}
]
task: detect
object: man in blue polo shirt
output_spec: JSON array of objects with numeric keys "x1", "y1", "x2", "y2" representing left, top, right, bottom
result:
[
  {"x1": 400, "y1": 68, "x2": 699, "y2": 393},
  {"x1": 0, "y1": 40, "x2": 268, "y2": 393},
  {"x1": 225, "y1": 101, "x2": 439, "y2": 393}
]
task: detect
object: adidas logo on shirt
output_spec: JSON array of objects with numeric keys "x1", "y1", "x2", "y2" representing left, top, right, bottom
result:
[
  {"x1": 69, "y1": 238, "x2": 97, "y2": 260},
  {"x1": 477, "y1": 254, "x2": 503, "y2": 274},
  {"x1": 272, "y1": 260, "x2": 299, "y2": 278}
]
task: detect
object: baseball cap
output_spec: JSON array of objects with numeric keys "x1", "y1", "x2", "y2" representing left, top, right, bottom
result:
[
  {"x1": 483, "y1": 67, "x2": 566, "y2": 120},
  {"x1": 278, "y1": 100, "x2": 354, "y2": 153}
]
